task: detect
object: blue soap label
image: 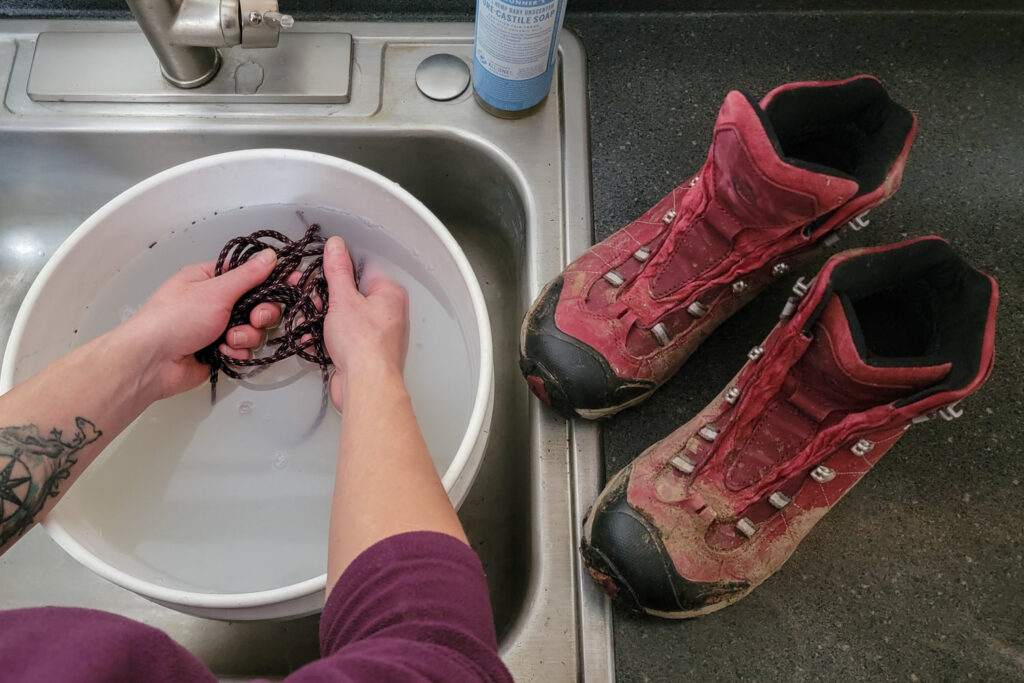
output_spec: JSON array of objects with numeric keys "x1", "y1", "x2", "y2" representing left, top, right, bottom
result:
[{"x1": 473, "y1": 0, "x2": 568, "y2": 113}]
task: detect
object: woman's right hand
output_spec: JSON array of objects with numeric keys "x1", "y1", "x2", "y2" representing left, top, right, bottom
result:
[{"x1": 321, "y1": 236, "x2": 410, "y2": 411}]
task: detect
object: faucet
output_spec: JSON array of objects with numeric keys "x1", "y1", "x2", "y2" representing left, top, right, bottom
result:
[{"x1": 125, "y1": 0, "x2": 294, "y2": 88}]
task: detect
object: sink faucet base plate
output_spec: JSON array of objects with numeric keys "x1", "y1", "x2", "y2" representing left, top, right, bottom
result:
[{"x1": 28, "y1": 31, "x2": 352, "y2": 104}]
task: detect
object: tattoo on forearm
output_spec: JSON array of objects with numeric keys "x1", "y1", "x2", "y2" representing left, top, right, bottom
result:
[{"x1": 0, "y1": 417, "x2": 101, "y2": 547}]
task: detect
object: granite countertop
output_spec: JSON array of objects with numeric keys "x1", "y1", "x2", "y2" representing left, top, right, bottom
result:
[{"x1": 1, "y1": 5, "x2": 1022, "y2": 681}]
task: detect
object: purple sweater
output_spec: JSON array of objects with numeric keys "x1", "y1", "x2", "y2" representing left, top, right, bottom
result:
[{"x1": 0, "y1": 532, "x2": 513, "y2": 682}]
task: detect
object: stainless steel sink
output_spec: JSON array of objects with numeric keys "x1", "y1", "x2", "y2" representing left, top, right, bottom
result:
[{"x1": 0, "y1": 20, "x2": 612, "y2": 682}]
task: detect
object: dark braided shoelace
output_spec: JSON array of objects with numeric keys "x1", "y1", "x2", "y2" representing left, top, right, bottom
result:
[{"x1": 195, "y1": 222, "x2": 347, "y2": 432}]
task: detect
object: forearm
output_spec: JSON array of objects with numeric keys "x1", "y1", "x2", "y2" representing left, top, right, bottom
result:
[
  {"x1": 0, "y1": 328, "x2": 159, "y2": 554},
  {"x1": 326, "y1": 361, "x2": 467, "y2": 592}
]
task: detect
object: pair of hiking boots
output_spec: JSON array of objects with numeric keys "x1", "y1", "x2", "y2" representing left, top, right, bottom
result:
[{"x1": 519, "y1": 75, "x2": 999, "y2": 617}]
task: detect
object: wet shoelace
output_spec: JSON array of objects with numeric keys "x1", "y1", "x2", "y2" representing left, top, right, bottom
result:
[{"x1": 195, "y1": 221, "x2": 351, "y2": 432}]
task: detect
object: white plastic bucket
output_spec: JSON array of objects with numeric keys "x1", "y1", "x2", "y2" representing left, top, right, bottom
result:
[{"x1": 0, "y1": 149, "x2": 493, "y2": 620}]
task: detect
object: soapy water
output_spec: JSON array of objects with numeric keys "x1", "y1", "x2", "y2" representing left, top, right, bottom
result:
[{"x1": 64, "y1": 204, "x2": 476, "y2": 593}]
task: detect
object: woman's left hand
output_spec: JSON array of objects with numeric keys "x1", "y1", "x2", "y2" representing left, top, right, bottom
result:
[{"x1": 121, "y1": 249, "x2": 283, "y2": 400}]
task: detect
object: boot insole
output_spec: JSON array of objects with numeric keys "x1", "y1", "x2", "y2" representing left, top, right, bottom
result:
[{"x1": 852, "y1": 286, "x2": 937, "y2": 359}]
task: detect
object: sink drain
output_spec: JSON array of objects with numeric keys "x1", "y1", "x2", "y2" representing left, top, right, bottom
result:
[{"x1": 415, "y1": 53, "x2": 471, "y2": 101}]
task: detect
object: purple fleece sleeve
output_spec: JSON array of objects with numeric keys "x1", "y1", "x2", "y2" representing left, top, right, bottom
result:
[
  {"x1": 284, "y1": 531, "x2": 512, "y2": 683},
  {"x1": 0, "y1": 532, "x2": 510, "y2": 683},
  {"x1": 0, "y1": 606, "x2": 217, "y2": 683}
]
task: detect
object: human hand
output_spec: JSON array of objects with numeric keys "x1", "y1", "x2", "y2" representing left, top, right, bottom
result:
[
  {"x1": 322, "y1": 236, "x2": 409, "y2": 410},
  {"x1": 120, "y1": 249, "x2": 284, "y2": 400}
]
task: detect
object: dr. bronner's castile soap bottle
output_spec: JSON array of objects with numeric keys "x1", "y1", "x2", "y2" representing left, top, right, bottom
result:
[{"x1": 472, "y1": 0, "x2": 568, "y2": 118}]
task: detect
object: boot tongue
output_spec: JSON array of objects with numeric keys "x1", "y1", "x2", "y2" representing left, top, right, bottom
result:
[
  {"x1": 709, "y1": 91, "x2": 861, "y2": 228},
  {"x1": 633, "y1": 93, "x2": 861, "y2": 305},
  {"x1": 725, "y1": 295, "x2": 951, "y2": 491},
  {"x1": 788, "y1": 295, "x2": 952, "y2": 419}
]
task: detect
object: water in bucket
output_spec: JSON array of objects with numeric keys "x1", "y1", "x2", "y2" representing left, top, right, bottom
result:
[{"x1": 63, "y1": 204, "x2": 475, "y2": 593}]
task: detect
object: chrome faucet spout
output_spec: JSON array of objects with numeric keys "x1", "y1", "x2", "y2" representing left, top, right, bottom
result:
[
  {"x1": 125, "y1": 0, "x2": 293, "y2": 88},
  {"x1": 125, "y1": 0, "x2": 220, "y2": 88}
]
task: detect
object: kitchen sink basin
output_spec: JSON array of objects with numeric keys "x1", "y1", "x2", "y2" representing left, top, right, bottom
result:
[{"x1": 0, "y1": 20, "x2": 611, "y2": 682}]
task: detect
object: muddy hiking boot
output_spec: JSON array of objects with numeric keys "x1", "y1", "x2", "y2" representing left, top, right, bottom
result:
[
  {"x1": 579, "y1": 237, "x2": 998, "y2": 618},
  {"x1": 520, "y1": 75, "x2": 918, "y2": 419}
]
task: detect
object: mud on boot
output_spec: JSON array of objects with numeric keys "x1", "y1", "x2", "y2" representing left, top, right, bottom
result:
[
  {"x1": 521, "y1": 75, "x2": 918, "y2": 419},
  {"x1": 580, "y1": 237, "x2": 998, "y2": 617}
]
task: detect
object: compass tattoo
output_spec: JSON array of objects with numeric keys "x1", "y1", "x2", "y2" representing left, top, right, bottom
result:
[{"x1": 0, "y1": 417, "x2": 101, "y2": 548}]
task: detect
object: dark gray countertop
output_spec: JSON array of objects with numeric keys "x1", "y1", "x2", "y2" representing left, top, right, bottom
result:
[
  {"x1": 1, "y1": 4, "x2": 1022, "y2": 681},
  {"x1": 567, "y1": 10, "x2": 1023, "y2": 682},
  {"x1": 4, "y1": 0, "x2": 1022, "y2": 17}
]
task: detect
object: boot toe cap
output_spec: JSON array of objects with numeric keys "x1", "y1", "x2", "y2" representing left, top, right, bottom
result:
[
  {"x1": 520, "y1": 277, "x2": 654, "y2": 419},
  {"x1": 581, "y1": 466, "x2": 750, "y2": 617}
]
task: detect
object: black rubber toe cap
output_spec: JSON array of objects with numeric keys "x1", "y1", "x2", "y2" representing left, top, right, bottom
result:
[
  {"x1": 520, "y1": 277, "x2": 655, "y2": 419},
  {"x1": 581, "y1": 466, "x2": 749, "y2": 615}
]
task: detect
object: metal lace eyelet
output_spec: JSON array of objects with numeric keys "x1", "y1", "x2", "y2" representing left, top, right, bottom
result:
[
  {"x1": 698, "y1": 424, "x2": 719, "y2": 442},
  {"x1": 651, "y1": 322, "x2": 671, "y2": 346},
  {"x1": 810, "y1": 465, "x2": 836, "y2": 483},
  {"x1": 669, "y1": 454, "x2": 696, "y2": 474},
  {"x1": 851, "y1": 439, "x2": 875, "y2": 456},
  {"x1": 847, "y1": 211, "x2": 870, "y2": 231},
  {"x1": 603, "y1": 270, "x2": 624, "y2": 287},
  {"x1": 780, "y1": 297, "x2": 800, "y2": 319},
  {"x1": 735, "y1": 517, "x2": 758, "y2": 538},
  {"x1": 687, "y1": 301, "x2": 708, "y2": 318},
  {"x1": 938, "y1": 403, "x2": 964, "y2": 420}
]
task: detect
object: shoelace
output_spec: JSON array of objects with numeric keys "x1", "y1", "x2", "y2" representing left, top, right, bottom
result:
[{"x1": 194, "y1": 221, "x2": 354, "y2": 438}]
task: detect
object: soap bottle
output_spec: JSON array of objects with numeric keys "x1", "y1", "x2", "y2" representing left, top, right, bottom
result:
[{"x1": 472, "y1": 0, "x2": 569, "y2": 118}]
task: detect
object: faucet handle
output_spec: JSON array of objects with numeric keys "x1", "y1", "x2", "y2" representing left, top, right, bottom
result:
[
  {"x1": 240, "y1": 0, "x2": 292, "y2": 48},
  {"x1": 261, "y1": 11, "x2": 294, "y2": 30}
]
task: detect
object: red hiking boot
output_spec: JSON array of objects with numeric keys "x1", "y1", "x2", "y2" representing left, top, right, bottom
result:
[
  {"x1": 520, "y1": 75, "x2": 917, "y2": 419},
  {"x1": 580, "y1": 237, "x2": 998, "y2": 617}
]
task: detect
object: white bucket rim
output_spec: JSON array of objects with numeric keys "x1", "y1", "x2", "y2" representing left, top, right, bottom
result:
[{"x1": 0, "y1": 148, "x2": 494, "y2": 610}]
